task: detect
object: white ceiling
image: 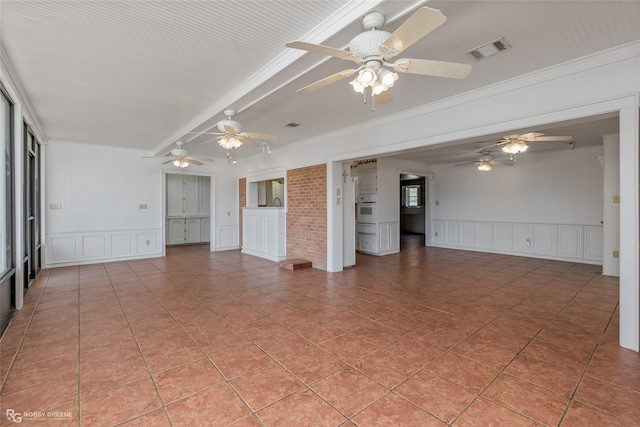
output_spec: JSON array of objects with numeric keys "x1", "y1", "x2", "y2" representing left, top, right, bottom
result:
[{"x1": 1, "y1": 1, "x2": 638, "y2": 164}]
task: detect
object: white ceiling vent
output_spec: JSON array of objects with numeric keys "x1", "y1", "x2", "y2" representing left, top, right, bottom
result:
[{"x1": 467, "y1": 37, "x2": 510, "y2": 61}]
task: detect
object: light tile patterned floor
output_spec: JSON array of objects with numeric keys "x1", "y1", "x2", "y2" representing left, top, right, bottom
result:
[{"x1": 1, "y1": 241, "x2": 639, "y2": 426}]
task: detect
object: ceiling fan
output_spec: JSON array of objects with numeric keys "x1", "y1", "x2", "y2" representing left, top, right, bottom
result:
[
  {"x1": 145, "y1": 141, "x2": 214, "y2": 168},
  {"x1": 194, "y1": 109, "x2": 278, "y2": 150},
  {"x1": 477, "y1": 132, "x2": 574, "y2": 159},
  {"x1": 285, "y1": 7, "x2": 472, "y2": 106},
  {"x1": 455, "y1": 152, "x2": 514, "y2": 172}
]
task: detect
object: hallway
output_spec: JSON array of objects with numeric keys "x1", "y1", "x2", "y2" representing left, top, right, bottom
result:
[{"x1": 0, "y1": 245, "x2": 637, "y2": 426}]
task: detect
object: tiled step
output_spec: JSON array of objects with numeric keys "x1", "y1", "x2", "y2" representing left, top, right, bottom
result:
[{"x1": 279, "y1": 259, "x2": 312, "y2": 270}]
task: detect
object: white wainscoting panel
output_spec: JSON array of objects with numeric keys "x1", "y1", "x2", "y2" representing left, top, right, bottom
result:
[
  {"x1": 495, "y1": 223, "x2": 513, "y2": 251},
  {"x1": 242, "y1": 208, "x2": 286, "y2": 261},
  {"x1": 137, "y1": 232, "x2": 160, "y2": 255},
  {"x1": 49, "y1": 236, "x2": 80, "y2": 262},
  {"x1": 446, "y1": 221, "x2": 459, "y2": 245},
  {"x1": 430, "y1": 220, "x2": 602, "y2": 264},
  {"x1": 82, "y1": 235, "x2": 108, "y2": 260},
  {"x1": 111, "y1": 234, "x2": 135, "y2": 257},
  {"x1": 534, "y1": 224, "x2": 558, "y2": 257},
  {"x1": 460, "y1": 222, "x2": 476, "y2": 247},
  {"x1": 45, "y1": 229, "x2": 162, "y2": 267},
  {"x1": 584, "y1": 226, "x2": 604, "y2": 261},
  {"x1": 432, "y1": 220, "x2": 445, "y2": 244},
  {"x1": 378, "y1": 221, "x2": 400, "y2": 255},
  {"x1": 216, "y1": 225, "x2": 239, "y2": 251},
  {"x1": 477, "y1": 222, "x2": 494, "y2": 249},
  {"x1": 557, "y1": 225, "x2": 583, "y2": 259},
  {"x1": 514, "y1": 224, "x2": 534, "y2": 254}
]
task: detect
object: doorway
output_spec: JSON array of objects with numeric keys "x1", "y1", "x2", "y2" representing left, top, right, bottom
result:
[
  {"x1": 165, "y1": 173, "x2": 211, "y2": 247},
  {"x1": 400, "y1": 173, "x2": 426, "y2": 250}
]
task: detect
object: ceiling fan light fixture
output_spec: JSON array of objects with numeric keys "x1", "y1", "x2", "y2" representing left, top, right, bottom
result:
[
  {"x1": 358, "y1": 68, "x2": 377, "y2": 87},
  {"x1": 218, "y1": 136, "x2": 242, "y2": 150},
  {"x1": 378, "y1": 68, "x2": 397, "y2": 87},
  {"x1": 173, "y1": 159, "x2": 189, "y2": 168},
  {"x1": 349, "y1": 78, "x2": 365, "y2": 93},
  {"x1": 371, "y1": 82, "x2": 387, "y2": 96},
  {"x1": 477, "y1": 162, "x2": 492, "y2": 172},
  {"x1": 502, "y1": 140, "x2": 529, "y2": 154}
]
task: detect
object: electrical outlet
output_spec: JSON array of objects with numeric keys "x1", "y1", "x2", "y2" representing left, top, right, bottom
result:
[
  {"x1": 139, "y1": 203, "x2": 148, "y2": 209},
  {"x1": 145, "y1": 240, "x2": 150, "y2": 246},
  {"x1": 435, "y1": 201, "x2": 440, "y2": 206},
  {"x1": 49, "y1": 203, "x2": 62, "y2": 209},
  {"x1": 613, "y1": 250, "x2": 620, "y2": 258},
  {"x1": 227, "y1": 211, "x2": 231, "y2": 216},
  {"x1": 434, "y1": 231, "x2": 438, "y2": 237}
]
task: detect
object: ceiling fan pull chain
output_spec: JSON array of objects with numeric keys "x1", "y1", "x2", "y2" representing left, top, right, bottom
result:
[{"x1": 370, "y1": 90, "x2": 376, "y2": 112}]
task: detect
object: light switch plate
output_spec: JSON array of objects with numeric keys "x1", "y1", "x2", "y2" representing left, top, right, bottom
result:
[{"x1": 49, "y1": 203, "x2": 62, "y2": 209}]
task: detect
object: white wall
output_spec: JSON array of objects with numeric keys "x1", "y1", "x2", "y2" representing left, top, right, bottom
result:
[
  {"x1": 431, "y1": 145, "x2": 603, "y2": 224},
  {"x1": 44, "y1": 140, "x2": 241, "y2": 266},
  {"x1": 46, "y1": 140, "x2": 162, "y2": 232},
  {"x1": 428, "y1": 145, "x2": 604, "y2": 263}
]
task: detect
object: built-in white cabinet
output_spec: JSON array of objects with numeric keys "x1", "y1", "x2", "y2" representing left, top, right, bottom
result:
[
  {"x1": 166, "y1": 174, "x2": 210, "y2": 245},
  {"x1": 358, "y1": 172, "x2": 377, "y2": 194}
]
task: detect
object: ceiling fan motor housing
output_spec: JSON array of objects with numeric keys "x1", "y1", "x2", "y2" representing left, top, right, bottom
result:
[
  {"x1": 217, "y1": 119, "x2": 241, "y2": 133},
  {"x1": 171, "y1": 148, "x2": 188, "y2": 157},
  {"x1": 349, "y1": 30, "x2": 391, "y2": 63}
]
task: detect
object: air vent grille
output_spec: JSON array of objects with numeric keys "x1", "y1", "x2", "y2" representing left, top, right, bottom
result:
[
  {"x1": 466, "y1": 37, "x2": 510, "y2": 61},
  {"x1": 285, "y1": 122, "x2": 300, "y2": 128}
]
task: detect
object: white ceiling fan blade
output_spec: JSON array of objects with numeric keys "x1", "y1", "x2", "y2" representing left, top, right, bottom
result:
[
  {"x1": 285, "y1": 41, "x2": 360, "y2": 61},
  {"x1": 185, "y1": 158, "x2": 204, "y2": 166},
  {"x1": 518, "y1": 132, "x2": 544, "y2": 140},
  {"x1": 223, "y1": 124, "x2": 239, "y2": 133},
  {"x1": 187, "y1": 131, "x2": 224, "y2": 135},
  {"x1": 475, "y1": 141, "x2": 508, "y2": 152},
  {"x1": 526, "y1": 135, "x2": 573, "y2": 142},
  {"x1": 391, "y1": 58, "x2": 472, "y2": 79},
  {"x1": 297, "y1": 68, "x2": 360, "y2": 94},
  {"x1": 240, "y1": 132, "x2": 279, "y2": 141},
  {"x1": 373, "y1": 89, "x2": 393, "y2": 104},
  {"x1": 379, "y1": 7, "x2": 446, "y2": 59},
  {"x1": 188, "y1": 156, "x2": 214, "y2": 163},
  {"x1": 497, "y1": 160, "x2": 515, "y2": 166},
  {"x1": 454, "y1": 161, "x2": 479, "y2": 167}
]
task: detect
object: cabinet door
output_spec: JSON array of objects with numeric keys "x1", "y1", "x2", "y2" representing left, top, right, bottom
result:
[
  {"x1": 166, "y1": 174, "x2": 184, "y2": 217},
  {"x1": 358, "y1": 173, "x2": 377, "y2": 194},
  {"x1": 358, "y1": 233, "x2": 377, "y2": 252},
  {"x1": 183, "y1": 175, "x2": 200, "y2": 216},
  {"x1": 199, "y1": 176, "x2": 211, "y2": 216},
  {"x1": 185, "y1": 218, "x2": 201, "y2": 243},
  {"x1": 200, "y1": 218, "x2": 210, "y2": 242},
  {"x1": 167, "y1": 219, "x2": 186, "y2": 245}
]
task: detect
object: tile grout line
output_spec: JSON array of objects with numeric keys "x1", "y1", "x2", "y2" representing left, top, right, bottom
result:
[{"x1": 0, "y1": 271, "x2": 50, "y2": 394}]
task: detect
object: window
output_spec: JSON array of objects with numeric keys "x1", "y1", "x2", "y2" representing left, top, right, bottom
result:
[
  {"x1": 0, "y1": 87, "x2": 12, "y2": 276},
  {"x1": 403, "y1": 185, "x2": 421, "y2": 208}
]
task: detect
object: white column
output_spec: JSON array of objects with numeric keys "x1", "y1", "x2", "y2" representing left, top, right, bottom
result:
[
  {"x1": 326, "y1": 161, "x2": 343, "y2": 272},
  {"x1": 619, "y1": 103, "x2": 639, "y2": 351},
  {"x1": 602, "y1": 133, "x2": 620, "y2": 276}
]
